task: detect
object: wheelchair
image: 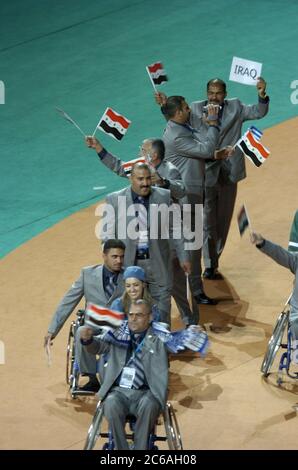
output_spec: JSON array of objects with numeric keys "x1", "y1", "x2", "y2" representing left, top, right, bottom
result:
[
  {"x1": 261, "y1": 300, "x2": 298, "y2": 385},
  {"x1": 84, "y1": 399, "x2": 183, "y2": 450},
  {"x1": 66, "y1": 309, "x2": 97, "y2": 398}
]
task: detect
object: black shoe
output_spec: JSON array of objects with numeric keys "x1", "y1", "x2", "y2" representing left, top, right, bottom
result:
[
  {"x1": 79, "y1": 378, "x2": 100, "y2": 393},
  {"x1": 203, "y1": 268, "x2": 223, "y2": 280},
  {"x1": 194, "y1": 293, "x2": 218, "y2": 305}
]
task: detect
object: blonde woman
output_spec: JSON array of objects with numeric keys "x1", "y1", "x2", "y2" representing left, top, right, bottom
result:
[{"x1": 111, "y1": 266, "x2": 160, "y2": 322}]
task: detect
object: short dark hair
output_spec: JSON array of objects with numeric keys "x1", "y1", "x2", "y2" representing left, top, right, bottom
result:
[
  {"x1": 162, "y1": 96, "x2": 185, "y2": 119},
  {"x1": 131, "y1": 162, "x2": 151, "y2": 176},
  {"x1": 151, "y1": 139, "x2": 165, "y2": 160},
  {"x1": 207, "y1": 78, "x2": 227, "y2": 93},
  {"x1": 103, "y1": 239, "x2": 126, "y2": 254}
]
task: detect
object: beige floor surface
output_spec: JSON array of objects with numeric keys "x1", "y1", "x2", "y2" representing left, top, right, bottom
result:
[{"x1": 1, "y1": 118, "x2": 298, "y2": 450}]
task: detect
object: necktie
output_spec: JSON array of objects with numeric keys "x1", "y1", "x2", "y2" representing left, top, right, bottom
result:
[
  {"x1": 137, "y1": 197, "x2": 147, "y2": 230},
  {"x1": 130, "y1": 336, "x2": 145, "y2": 389},
  {"x1": 136, "y1": 197, "x2": 149, "y2": 252},
  {"x1": 105, "y1": 273, "x2": 116, "y2": 298}
]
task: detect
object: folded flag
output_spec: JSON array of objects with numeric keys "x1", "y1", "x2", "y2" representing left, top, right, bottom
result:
[
  {"x1": 236, "y1": 128, "x2": 270, "y2": 167},
  {"x1": 121, "y1": 157, "x2": 146, "y2": 176},
  {"x1": 237, "y1": 204, "x2": 250, "y2": 236},
  {"x1": 146, "y1": 61, "x2": 168, "y2": 85},
  {"x1": 85, "y1": 303, "x2": 125, "y2": 329},
  {"x1": 95, "y1": 107, "x2": 131, "y2": 141},
  {"x1": 182, "y1": 325, "x2": 209, "y2": 355}
]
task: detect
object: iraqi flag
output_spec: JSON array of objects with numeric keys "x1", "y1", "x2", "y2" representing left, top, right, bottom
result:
[
  {"x1": 96, "y1": 107, "x2": 131, "y2": 141},
  {"x1": 237, "y1": 204, "x2": 250, "y2": 236},
  {"x1": 85, "y1": 303, "x2": 125, "y2": 329},
  {"x1": 146, "y1": 61, "x2": 168, "y2": 85},
  {"x1": 236, "y1": 127, "x2": 270, "y2": 167},
  {"x1": 121, "y1": 157, "x2": 146, "y2": 176}
]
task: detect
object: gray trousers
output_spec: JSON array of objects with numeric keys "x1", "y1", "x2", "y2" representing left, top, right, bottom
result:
[
  {"x1": 203, "y1": 181, "x2": 237, "y2": 269},
  {"x1": 171, "y1": 256, "x2": 199, "y2": 326},
  {"x1": 75, "y1": 325, "x2": 101, "y2": 375},
  {"x1": 103, "y1": 387, "x2": 161, "y2": 450}
]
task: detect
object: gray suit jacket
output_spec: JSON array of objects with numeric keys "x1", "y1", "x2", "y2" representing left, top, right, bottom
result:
[
  {"x1": 86, "y1": 325, "x2": 168, "y2": 408},
  {"x1": 101, "y1": 186, "x2": 188, "y2": 286},
  {"x1": 163, "y1": 120, "x2": 219, "y2": 202},
  {"x1": 98, "y1": 149, "x2": 185, "y2": 200},
  {"x1": 48, "y1": 265, "x2": 124, "y2": 337},
  {"x1": 259, "y1": 240, "x2": 298, "y2": 312},
  {"x1": 190, "y1": 98, "x2": 269, "y2": 186}
]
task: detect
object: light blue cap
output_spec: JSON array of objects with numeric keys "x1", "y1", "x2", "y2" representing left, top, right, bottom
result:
[{"x1": 123, "y1": 266, "x2": 146, "y2": 281}]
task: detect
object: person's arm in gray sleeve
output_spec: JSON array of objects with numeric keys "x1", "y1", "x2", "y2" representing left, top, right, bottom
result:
[
  {"x1": 98, "y1": 148, "x2": 129, "y2": 178},
  {"x1": 80, "y1": 327, "x2": 110, "y2": 355},
  {"x1": 240, "y1": 77, "x2": 269, "y2": 121},
  {"x1": 85, "y1": 136, "x2": 128, "y2": 178},
  {"x1": 155, "y1": 164, "x2": 186, "y2": 200},
  {"x1": 251, "y1": 232, "x2": 298, "y2": 274},
  {"x1": 47, "y1": 270, "x2": 85, "y2": 337},
  {"x1": 165, "y1": 165, "x2": 185, "y2": 199},
  {"x1": 173, "y1": 125, "x2": 220, "y2": 159}
]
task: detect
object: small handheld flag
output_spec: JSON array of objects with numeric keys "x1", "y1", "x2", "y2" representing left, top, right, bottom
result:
[
  {"x1": 146, "y1": 61, "x2": 168, "y2": 92},
  {"x1": 85, "y1": 303, "x2": 125, "y2": 329},
  {"x1": 55, "y1": 107, "x2": 86, "y2": 136},
  {"x1": 121, "y1": 157, "x2": 146, "y2": 176},
  {"x1": 237, "y1": 204, "x2": 251, "y2": 236},
  {"x1": 236, "y1": 127, "x2": 270, "y2": 167},
  {"x1": 93, "y1": 107, "x2": 131, "y2": 140}
]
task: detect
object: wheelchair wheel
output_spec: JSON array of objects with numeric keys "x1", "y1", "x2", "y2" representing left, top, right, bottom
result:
[
  {"x1": 84, "y1": 401, "x2": 105, "y2": 450},
  {"x1": 66, "y1": 321, "x2": 76, "y2": 385},
  {"x1": 261, "y1": 311, "x2": 289, "y2": 377},
  {"x1": 163, "y1": 402, "x2": 183, "y2": 450}
]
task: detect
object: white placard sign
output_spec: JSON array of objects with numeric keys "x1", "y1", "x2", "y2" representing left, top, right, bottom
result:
[{"x1": 229, "y1": 56, "x2": 262, "y2": 86}]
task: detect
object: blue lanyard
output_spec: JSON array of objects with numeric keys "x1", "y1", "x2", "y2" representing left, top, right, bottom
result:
[{"x1": 126, "y1": 337, "x2": 145, "y2": 366}]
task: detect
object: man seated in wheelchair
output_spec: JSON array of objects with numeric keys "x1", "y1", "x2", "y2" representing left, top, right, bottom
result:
[
  {"x1": 80, "y1": 299, "x2": 208, "y2": 450},
  {"x1": 251, "y1": 231, "x2": 298, "y2": 358},
  {"x1": 44, "y1": 239, "x2": 126, "y2": 392}
]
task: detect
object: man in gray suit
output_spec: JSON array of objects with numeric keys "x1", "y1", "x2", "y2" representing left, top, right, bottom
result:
[
  {"x1": 157, "y1": 78, "x2": 269, "y2": 279},
  {"x1": 100, "y1": 162, "x2": 191, "y2": 325},
  {"x1": 80, "y1": 299, "x2": 169, "y2": 450},
  {"x1": 44, "y1": 239, "x2": 126, "y2": 392},
  {"x1": 162, "y1": 96, "x2": 229, "y2": 305},
  {"x1": 86, "y1": 136, "x2": 197, "y2": 327},
  {"x1": 251, "y1": 232, "x2": 298, "y2": 348}
]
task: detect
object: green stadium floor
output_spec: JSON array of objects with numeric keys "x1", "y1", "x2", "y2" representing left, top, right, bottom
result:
[{"x1": 1, "y1": 0, "x2": 298, "y2": 258}]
